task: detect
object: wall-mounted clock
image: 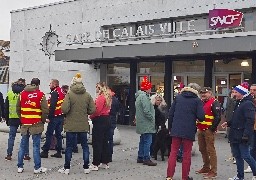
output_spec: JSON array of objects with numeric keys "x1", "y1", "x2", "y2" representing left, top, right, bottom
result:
[{"x1": 40, "y1": 24, "x2": 60, "y2": 59}]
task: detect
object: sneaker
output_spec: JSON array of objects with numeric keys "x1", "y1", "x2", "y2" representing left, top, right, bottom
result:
[
  {"x1": 203, "y1": 171, "x2": 217, "y2": 179},
  {"x1": 84, "y1": 168, "x2": 90, "y2": 174},
  {"x1": 5, "y1": 155, "x2": 12, "y2": 161},
  {"x1": 58, "y1": 167, "x2": 70, "y2": 175},
  {"x1": 195, "y1": 167, "x2": 210, "y2": 174},
  {"x1": 143, "y1": 160, "x2": 157, "y2": 166},
  {"x1": 137, "y1": 159, "x2": 143, "y2": 163},
  {"x1": 34, "y1": 167, "x2": 47, "y2": 174},
  {"x1": 40, "y1": 151, "x2": 48, "y2": 158},
  {"x1": 50, "y1": 153, "x2": 62, "y2": 158},
  {"x1": 89, "y1": 164, "x2": 98, "y2": 171},
  {"x1": 23, "y1": 155, "x2": 31, "y2": 161},
  {"x1": 166, "y1": 177, "x2": 173, "y2": 180},
  {"x1": 233, "y1": 159, "x2": 236, "y2": 164},
  {"x1": 244, "y1": 166, "x2": 252, "y2": 173},
  {"x1": 18, "y1": 167, "x2": 24, "y2": 173},
  {"x1": 98, "y1": 163, "x2": 109, "y2": 169},
  {"x1": 187, "y1": 177, "x2": 193, "y2": 180},
  {"x1": 228, "y1": 175, "x2": 244, "y2": 180},
  {"x1": 252, "y1": 176, "x2": 256, "y2": 180}
]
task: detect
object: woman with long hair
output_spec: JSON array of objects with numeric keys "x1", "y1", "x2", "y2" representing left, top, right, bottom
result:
[
  {"x1": 150, "y1": 94, "x2": 167, "y2": 156},
  {"x1": 89, "y1": 82, "x2": 112, "y2": 171}
]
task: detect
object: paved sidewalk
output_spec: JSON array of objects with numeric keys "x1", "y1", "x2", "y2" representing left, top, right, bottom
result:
[{"x1": 0, "y1": 125, "x2": 252, "y2": 180}]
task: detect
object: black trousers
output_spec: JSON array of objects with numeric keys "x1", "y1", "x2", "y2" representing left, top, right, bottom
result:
[{"x1": 92, "y1": 115, "x2": 110, "y2": 166}]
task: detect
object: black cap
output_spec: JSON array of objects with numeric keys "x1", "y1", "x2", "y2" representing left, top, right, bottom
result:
[
  {"x1": 200, "y1": 87, "x2": 212, "y2": 93},
  {"x1": 31, "y1": 78, "x2": 40, "y2": 86}
]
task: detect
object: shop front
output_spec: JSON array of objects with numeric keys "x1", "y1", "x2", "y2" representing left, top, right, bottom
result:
[{"x1": 55, "y1": 7, "x2": 256, "y2": 125}]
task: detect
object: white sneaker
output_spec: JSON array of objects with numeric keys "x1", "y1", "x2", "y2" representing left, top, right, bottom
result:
[
  {"x1": 89, "y1": 164, "x2": 98, "y2": 171},
  {"x1": 18, "y1": 167, "x2": 24, "y2": 173},
  {"x1": 228, "y1": 175, "x2": 244, "y2": 180},
  {"x1": 34, "y1": 167, "x2": 47, "y2": 174},
  {"x1": 245, "y1": 166, "x2": 252, "y2": 173},
  {"x1": 58, "y1": 167, "x2": 70, "y2": 175},
  {"x1": 98, "y1": 163, "x2": 110, "y2": 169},
  {"x1": 233, "y1": 159, "x2": 236, "y2": 164},
  {"x1": 84, "y1": 168, "x2": 90, "y2": 174}
]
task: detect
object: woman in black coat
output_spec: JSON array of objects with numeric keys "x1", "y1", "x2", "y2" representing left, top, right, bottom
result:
[{"x1": 150, "y1": 94, "x2": 167, "y2": 156}]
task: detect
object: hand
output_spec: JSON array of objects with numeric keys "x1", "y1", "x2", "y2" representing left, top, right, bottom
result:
[
  {"x1": 241, "y1": 136, "x2": 249, "y2": 144},
  {"x1": 133, "y1": 118, "x2": 136, "y2": 125},
  {"x1": 46, "y1": 119, "x2": 50, "y2": 123},
  {"x1": 221, "y1": 122, "x2": 227, "y2": 129}
]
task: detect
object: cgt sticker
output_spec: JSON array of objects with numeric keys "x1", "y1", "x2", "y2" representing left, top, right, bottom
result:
[{"x1": 209, "y1": 9, "x2": 243, "y2": 29}]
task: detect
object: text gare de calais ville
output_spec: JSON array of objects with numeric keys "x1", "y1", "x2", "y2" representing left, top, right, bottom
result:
[{"x1": 65, "y1": 9, "x2": 244, "y2": 45}]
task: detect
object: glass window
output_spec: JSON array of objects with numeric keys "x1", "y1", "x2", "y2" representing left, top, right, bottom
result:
[
  {"x1": 138, "y1": 62, "x2": 165, "y2": 73},
  {"x1": 173, "y1": 60, "x2": 205, "y2": 73},
  {"x1": 107, "y1": 63, "x2": 130, "y2": 74},
  {"x1": 214, "y1": 59, "x2": 252, "y2": 73}
]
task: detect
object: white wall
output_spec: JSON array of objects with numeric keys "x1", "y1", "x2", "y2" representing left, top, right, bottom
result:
[{"x1": 10, "y1": 0, "x2": 254, "y2": 96}]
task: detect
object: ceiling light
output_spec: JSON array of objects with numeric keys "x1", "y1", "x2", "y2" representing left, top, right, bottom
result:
[{"x1": 241, "y1": 60, "x2": 249, "y2": 67}]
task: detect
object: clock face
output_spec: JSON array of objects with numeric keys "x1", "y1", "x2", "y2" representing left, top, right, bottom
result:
[
  {"x1": 46, "y1": 33, "x2": 58, "y2": 54},
  {"x1": 41, "y1": 29, "x2": 60, "y2": 59}
]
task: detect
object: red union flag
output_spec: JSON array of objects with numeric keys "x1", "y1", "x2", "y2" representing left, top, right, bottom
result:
[{"x1": 209, "y1": 9, "x2": 243, "y2": 29}]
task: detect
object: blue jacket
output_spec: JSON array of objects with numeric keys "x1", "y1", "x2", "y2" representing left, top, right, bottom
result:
[
  {"x1": 228, "y1": 95, "x2": 255, "y2": 144},
  {"x1": 168, "y1": 87, "x2": 205, "y2": 141}
]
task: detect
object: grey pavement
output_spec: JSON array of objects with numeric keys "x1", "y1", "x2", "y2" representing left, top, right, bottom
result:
[{"x1": 0, "y1": 125, "x2": 253, "y2": 180}]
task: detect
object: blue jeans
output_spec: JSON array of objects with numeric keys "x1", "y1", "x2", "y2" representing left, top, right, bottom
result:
[
  {"x1": 138, "y1": 133, "x2": 152, "y2": 161},
  {"x1": 42, "y1": 116, "x2": 63, "y2": 153},
  {"x1": 64, "y1": 132, "x2": 90, "y2": 169},
  {"x1": 17, "y1": 132, "x2": 41, "y2": 170},
  {"x1": 231, "y1": 143, "x2": 256, "y2": 178},
  {"x1": 7, "y1": 126, "x2": 29, "y2": 156}
]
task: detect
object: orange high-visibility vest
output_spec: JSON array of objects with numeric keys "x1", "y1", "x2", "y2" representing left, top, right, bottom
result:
[
  {"x1": 48, "y1": 87, "x2": 65, "y2": 116},
  {"x1": 20, "y1": 90, "x2": 45, "y2": 125},
  {"x1": 197, "y1": 97, "x2": 215, "y2": 131}
]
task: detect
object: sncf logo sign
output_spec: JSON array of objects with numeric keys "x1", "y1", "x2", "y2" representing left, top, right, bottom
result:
[{"x1": 209, "y1": 9, "x2": 243, "y2": 29}]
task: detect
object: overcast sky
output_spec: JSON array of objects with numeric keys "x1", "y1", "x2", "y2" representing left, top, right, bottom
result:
[{"x1": 0, "y1": 0, "x2": 60, "y2": 40}]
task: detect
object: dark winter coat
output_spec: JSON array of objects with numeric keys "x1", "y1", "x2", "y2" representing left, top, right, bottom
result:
[
  {"x1": 225, "y1": 96, "x2": 236, "y2": 122},
  {"x1": 228, "y1": 95, "x2": 255, "y2": 144},
  {"x1": 154, "y1": 105, "x2": 166, "y2": 131},
  {"x1": 0, "y1": 91, "x2": 4, "y2": 119},
  {"x1": 5, "y1": 83, "x2": 25, "y2": 126},
  {"x1": 109, "y1": 96, "x2": 120, "y2": 128},
  {"x1": 168, "y1": 87, "x2": 205, "y2": 141}
]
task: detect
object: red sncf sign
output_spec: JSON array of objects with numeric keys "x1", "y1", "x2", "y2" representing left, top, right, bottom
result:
[{"x1": 209, "y1": 9, "x2": 243, "y2": 29}]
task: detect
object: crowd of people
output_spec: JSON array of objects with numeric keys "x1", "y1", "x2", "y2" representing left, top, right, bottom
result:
[
  {"x1": 1, "y1": 73, "x2": 120, "y2": 175},
  {"x1": 1, "y1": 73, "x2": 256, "y2": 180},
  {"x1": 135, "y1": 76, "x2": 256, "y2": 180}
]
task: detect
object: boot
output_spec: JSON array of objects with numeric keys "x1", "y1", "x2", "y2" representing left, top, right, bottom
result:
[
  {"x1": 50, "y1": 152, "x2": 62, "y2": 158},
  {"x1": 143, "y1": 159, "x2": 157, "y2": 166},
  {"x1": 40, "y1": 151, "x2": 48, "y2": 158}
]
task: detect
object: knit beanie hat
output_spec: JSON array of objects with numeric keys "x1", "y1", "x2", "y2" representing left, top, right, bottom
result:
[
  {"x1": 140, "y1": 76, "x2": 152, "y2": 91},
  {"x1": 233, "y1": 82, "x2": 250, "y2": 97},
  {"x1": 71, "y1": 73, "x2": 82, "y2": 84}
]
